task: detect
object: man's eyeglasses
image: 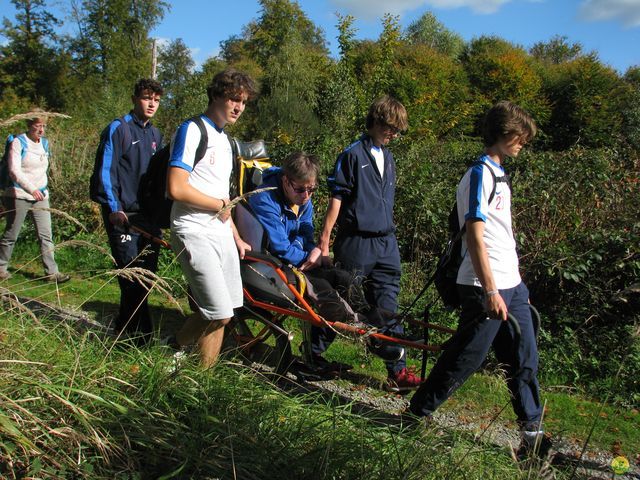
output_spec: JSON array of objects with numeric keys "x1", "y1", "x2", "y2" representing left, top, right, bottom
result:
[{"x1": 287, "y1": 178, "x2": 318, "y2": 194}]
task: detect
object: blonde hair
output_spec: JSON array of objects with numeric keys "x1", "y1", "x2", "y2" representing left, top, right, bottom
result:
[{"x1": 365, "y1": 95, "x2": 409, "y2": 132}]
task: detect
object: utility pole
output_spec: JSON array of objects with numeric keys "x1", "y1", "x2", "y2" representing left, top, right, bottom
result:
[{"x1": 151, "y1": 38, "x2": 158, "y2": 79}]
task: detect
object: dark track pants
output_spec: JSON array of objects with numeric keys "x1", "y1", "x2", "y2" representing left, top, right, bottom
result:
[
  {"x1": 410, "y1": 282, "x2": 543, "y2": 430},
  {"x1": 102, "y1": 208, "x2": 160, "y2": 341},
  {"x1": 331, "y1": 233, "x2": 406, "y2": 375},
  {"x1": 306, "y1": 266, "x2": 357, "y2": 355}
]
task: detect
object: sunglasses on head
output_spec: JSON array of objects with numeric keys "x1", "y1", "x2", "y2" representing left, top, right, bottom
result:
[{"x1": 287, "y1": 177, "x2": 318, "y2": 194}]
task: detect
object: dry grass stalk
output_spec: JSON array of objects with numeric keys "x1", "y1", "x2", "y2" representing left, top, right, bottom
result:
[
  {"x1": 215, "y1": 186, "x2": 276, "y2": 218},
  {"x1": 105, "y1": 266, "x2": 184, "y2": 315},
  {"x1": 29, "y1": 206, "x2": 87, "y2": 231},
  {"x1": 1, "y1": 291, "x2": 42, "y2": 326},
  {"x1": 56, "y1": 239, "x2": 115, "y2": 264},
  {"x1": 0, "y1": 111, "x2": 71, "y2": 128}
]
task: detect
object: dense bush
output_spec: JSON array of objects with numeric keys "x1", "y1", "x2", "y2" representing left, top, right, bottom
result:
[{"x1": 394, "y1": 141, "x2": 639, "y2": 404}]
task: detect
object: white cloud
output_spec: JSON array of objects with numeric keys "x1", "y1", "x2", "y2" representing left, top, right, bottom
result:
[
  {"x1": 579, "y1": 0, "x2": 640, "y2": 27},
  {"x1": 329, "y1": 0, "x2": 511, "y2": 20}
]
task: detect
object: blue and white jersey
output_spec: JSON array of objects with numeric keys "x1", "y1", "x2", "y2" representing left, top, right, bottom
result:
[
  {"x1": 169, "y1": 115, "x2": 233, "y2": 235},
  {"x1": 456, "y1": 155, "x2": 521, "y2": 289}
]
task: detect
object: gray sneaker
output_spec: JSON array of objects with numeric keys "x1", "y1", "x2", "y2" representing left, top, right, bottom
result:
[{"x1": 46, "y1": 273, "x2": 70, "y2": 284}]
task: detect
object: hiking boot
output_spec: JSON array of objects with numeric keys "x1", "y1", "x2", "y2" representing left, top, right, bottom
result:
[
  {"x1": 311, "y1": 354, "x2": 353, "y2": 374},
  {"x1": 292, "y1": 353, "x2": 353, "y2": 380},
  {"x1": 385, "y1": 367, "x2": 422, "y2": 393},
  {"x1": 400, "y1": 407, "x2": 434, "y2": 429},
  {"x1": 367, "y1": 338, "x2": 405, "y2": 362},
  {"x1": 0, "y1": 270, "x2": 11, "y2": 281},
  {"x1": 515, "y1": 431, "x2": 553, "y2": 461},
  {"x1": 46, "y1": 273, "x2": 70, "y2": 284}
]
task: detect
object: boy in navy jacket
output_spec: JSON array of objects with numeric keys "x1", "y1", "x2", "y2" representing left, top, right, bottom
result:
[
  {"x1": 90, "y1": 78, "x2": 163, "y2": 344},
  {"x1": 318, "y1": 95, "x2": 421, "y2": 392}
]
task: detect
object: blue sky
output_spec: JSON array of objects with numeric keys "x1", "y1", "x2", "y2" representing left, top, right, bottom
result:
[{"x1": 1, "y1": 0, "x2": 639, "y2": 74}]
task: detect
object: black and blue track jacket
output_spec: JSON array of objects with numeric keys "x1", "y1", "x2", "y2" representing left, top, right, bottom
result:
[
  {"x1": 90, "y1": 112, "x2": 162, "y2": 213},
  {"x1": 328, "y1": 134, "x2": 397, "y2": 237}
]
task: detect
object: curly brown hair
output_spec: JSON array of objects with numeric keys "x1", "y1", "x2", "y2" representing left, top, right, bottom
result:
[{"x1": 207, "y1": 68, "x2": 258, "y2": 104}]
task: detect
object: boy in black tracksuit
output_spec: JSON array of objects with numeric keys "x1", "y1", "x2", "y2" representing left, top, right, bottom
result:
[
  {"x1": 90, "y1": 79, "x2": 163, "y2": 344},
  {"x1": 319, "y1": 95, "x2": 421, "y2": 392}
]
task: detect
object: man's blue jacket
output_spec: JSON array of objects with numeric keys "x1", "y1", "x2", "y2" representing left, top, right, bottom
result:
[
  {"x1": 90, "y1": 112, "x2": 162, "y2": 213},
  {"x1": 248, "y1": 167, "x2": 315, "y2": 267}
]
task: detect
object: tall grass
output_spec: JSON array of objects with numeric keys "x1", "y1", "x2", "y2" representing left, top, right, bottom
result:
[{"x1": 1, "y1": 307, "x2": 562, "y2": 479}]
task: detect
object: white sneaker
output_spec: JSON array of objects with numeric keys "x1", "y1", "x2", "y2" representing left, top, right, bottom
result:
[{"x1": 167, "y1": 350, "x2": 187, "y2": 374}]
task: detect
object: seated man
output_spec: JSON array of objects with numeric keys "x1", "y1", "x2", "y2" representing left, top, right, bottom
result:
[{"x1": 248, "y1": 152, "x2": 368, "y2": 373}]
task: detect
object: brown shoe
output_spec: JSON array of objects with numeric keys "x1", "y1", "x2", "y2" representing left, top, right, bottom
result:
[
  {"x1": 0, "y1": 270, "x2": 11, "y2": 281},
  {"x1": 47, "y1": 273, "x2": 70, "y2": 284}
]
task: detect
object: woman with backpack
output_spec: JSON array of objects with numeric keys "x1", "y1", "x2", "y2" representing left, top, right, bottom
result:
[{"x1": 0, "y1": 112, "x2": 69, "y2": 283}]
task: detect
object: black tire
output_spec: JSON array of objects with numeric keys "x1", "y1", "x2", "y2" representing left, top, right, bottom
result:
[{"x1": 225, "y1": 306, "x2": 293, "y2": 374}]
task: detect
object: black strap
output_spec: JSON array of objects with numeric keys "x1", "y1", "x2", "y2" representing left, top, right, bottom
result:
[
  {"x1": 459, "y1": 160, "x2": 510, "y2": 236},
  {"x1": 189, "y1": 115, "x2": 208, "y2": 167}
]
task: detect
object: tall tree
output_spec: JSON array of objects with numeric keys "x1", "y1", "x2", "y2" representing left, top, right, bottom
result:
[
  {"x1": 256, "y1": 31, "x2": 327, "y2": 145},
  {"x1": 405, "y1": 11, "x2": 464, "y2": 58},
  {"x1": 244, "y1": 0, "x2": 327, "y2": 68},
  {"x1": 155, "y1": 38, "x2": 196, "y2": 130},
  {"x1": 544, "y1": 55, "x2": 627, "y2": 149},
  {"x1": 0, "y1": 0, "x2": 64, "y2": 107},
  {"x1": 530, "y1": 35, "x2": 583, "y2": 65},
  {"x1": 68, "y1": 0, "x2": 168, "y2": 92},
  {"x1": 462, "y1": 36, "x2": 549, "y2": 130}
]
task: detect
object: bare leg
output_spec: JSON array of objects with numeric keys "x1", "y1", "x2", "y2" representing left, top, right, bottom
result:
[
  {"x1": 198, "y1": 319, "x2": 230, "y2": 367},
  {"x1": 175, "y1": 312, "x2": 230, "y2": 367}
]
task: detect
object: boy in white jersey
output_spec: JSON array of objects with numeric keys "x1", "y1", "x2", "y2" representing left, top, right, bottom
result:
[
  {"x1": 409, "y1": 101, "x2": 551, "y2": 459},
  {"x1": 166, "y1": 69, "x2": 256, "y2": 367}
]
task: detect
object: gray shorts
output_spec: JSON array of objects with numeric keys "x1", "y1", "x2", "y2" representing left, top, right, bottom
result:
[{"x1": 170, "y1": 230, "x2": 243, "y2": 320}]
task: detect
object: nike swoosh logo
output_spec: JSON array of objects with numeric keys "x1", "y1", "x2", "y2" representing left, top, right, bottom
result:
[
  {"x1": 361, "y1": 164, "x2": 370, "y2": 169},
  {"x1": 132, "y1": 140, "x2": 140, "y2": 145}
]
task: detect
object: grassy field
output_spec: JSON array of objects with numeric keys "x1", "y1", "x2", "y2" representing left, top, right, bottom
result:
[{"x1": 1, "y1": 235, "x2": 638, "y2": 478}]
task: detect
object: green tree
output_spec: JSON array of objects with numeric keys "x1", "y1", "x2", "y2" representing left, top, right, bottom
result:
[
  {"x1": 392, "y1": 43, "x2": 473, "y2": 140},
  {"x1": 530, "y1": 35, "x2": 583, "y2": 65},
  {"x1": 243, "y1": 0, "x2": 327, "y2": 68},
  {"x1": 621, "y1": 67, "x2": 640, "y2": 150},
  {"x1": 0, "y1": 0, "x2": 65, "y2": 108},
  {"x1": 155, "y1": 38, "x2": 195, "y2": 130},
  {"x1": 256, "y1": 32, "x2": 328, "y2": 147},
  {"x1": 404, "y1": 11, "x2": 464, "y2": 58},
  {"x1": 68, "y1": 0, "x2": 168, "y2": 92},
  {"x1": 316, "y1": 14, "x2": 366, "y2": 158},
  {"x1": 544, "y1": 55, "x2": 626, "y2": 149},
  {"x1": 462, "y1": 36, "x2": 549, "y2": 132}
]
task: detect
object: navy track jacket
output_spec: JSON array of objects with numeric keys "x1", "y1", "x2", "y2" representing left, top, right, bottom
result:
[
  {"x1": 328, "y1": 134, "x2": 397, "y2": 236},
  {"x1": 90, "y1": 112, "x2": 162, "y2": 213}
]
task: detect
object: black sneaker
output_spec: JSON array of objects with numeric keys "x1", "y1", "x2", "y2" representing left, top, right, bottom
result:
[
  {"x1": 367, "y1": 338, "x2": 405, "y2": 362},
  {"x1": 515, "y1": 432, "x2": 553, "y2": 461},
  {"x1": 311, "y1": 354, "x2": 353, "y2": 374},
  {"x1": 400, "y1": 406, "x2": 434, "y2": 428}
]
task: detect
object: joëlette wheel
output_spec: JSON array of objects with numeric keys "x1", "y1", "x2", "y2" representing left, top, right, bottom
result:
[{"x1": 225, "y1": 306, "x2": 293, "y2": 374}]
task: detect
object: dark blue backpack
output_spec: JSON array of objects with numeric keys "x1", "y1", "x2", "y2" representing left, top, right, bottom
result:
[{"x1": 137, "y1": 116, "x2": 208, "y2": 229}]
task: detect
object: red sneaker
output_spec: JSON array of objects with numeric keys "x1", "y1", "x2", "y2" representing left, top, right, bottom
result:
[{"x1": 385, "y1": 367, "x2": 422, "y2": 393}]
